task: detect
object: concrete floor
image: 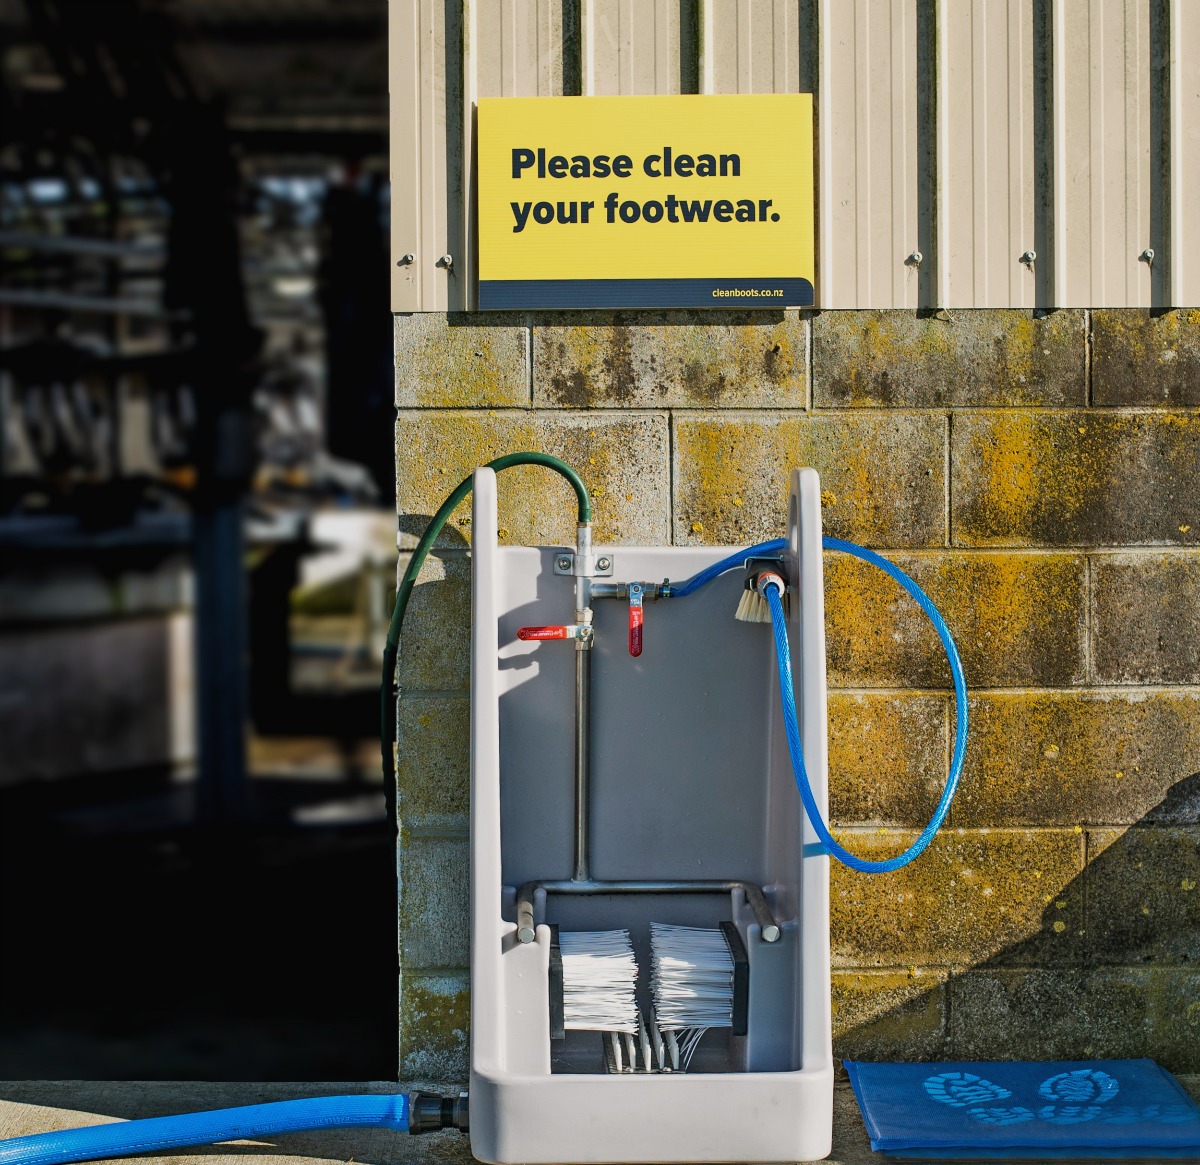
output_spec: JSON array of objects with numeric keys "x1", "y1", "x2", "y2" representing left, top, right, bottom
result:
[{"x1": 1, "y1": 1077, "x2": 1198, "y2": 1165}]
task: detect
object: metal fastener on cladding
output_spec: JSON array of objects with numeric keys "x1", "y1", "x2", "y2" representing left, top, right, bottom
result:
[
  {"x1": 557, "y1": 555, "x2": 572, "y2": 570},
  {"x1": 907, "y1": 250, "x2": 923, "y2": 266},
  {"x1": 397, "y1": 253, "x2": 415, "y2": 266},
  {"x1": 596, "y1": 556, "x2": 611, "y2": 571},
  {"x1": 1021, "y1": 249, "x2": 1037, "y2": 265}
]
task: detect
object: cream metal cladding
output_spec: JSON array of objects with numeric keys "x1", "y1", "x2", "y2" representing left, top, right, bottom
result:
[{"x1": 390, "y1": 0, "x2": 1199, "y2": 311}]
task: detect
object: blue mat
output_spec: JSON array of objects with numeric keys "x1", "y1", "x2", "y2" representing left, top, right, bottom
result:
[{"x1": 844, "y1": 1059, "x2": 1200, "y2": 1159}]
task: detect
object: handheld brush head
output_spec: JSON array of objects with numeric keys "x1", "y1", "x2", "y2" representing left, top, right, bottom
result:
[{"x1": 735, "y1": 558, "x2": 790, "y2": 623}]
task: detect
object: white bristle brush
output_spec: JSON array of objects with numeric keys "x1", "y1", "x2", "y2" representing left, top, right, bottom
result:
[
  {"x1": 559, "y1": 929, "x2": 639, "y2": 1036},
  {"x1": 649, "y1": 922, "x2": 735, "y2": 1070},
  {"x1": 735, "y1": 569, "x2": 788, "y2": 623}
]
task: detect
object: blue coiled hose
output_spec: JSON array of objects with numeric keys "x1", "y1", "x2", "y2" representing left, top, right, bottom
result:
[
  {"x1": 666, "y1": 538, "x2": 788, "y2": 596},
  {"x1": 0, "y1": 1095, "x2": 409, "y2": 1165},
  {"x1": 670, "y1": 536, "x2": 967, "y2": 873}
]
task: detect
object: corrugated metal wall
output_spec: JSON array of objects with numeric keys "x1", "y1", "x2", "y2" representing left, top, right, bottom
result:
[{"x1": 390, "y1": 0, "x2": 1199, "y2": 311}]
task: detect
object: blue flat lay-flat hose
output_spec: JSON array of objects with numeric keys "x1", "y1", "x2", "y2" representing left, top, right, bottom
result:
[{"x1": 0, "y1": 1096, "x2": 409, "y2": 1165}]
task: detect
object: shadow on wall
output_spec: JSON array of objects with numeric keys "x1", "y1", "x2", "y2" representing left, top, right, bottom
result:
[{"x1": 836, "y1": 772, "x2": 1200, "y2": 1073}]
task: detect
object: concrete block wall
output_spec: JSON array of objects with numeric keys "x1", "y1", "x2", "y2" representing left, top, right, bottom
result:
[{"x1": 393, "y1": 307, "x2": 1200, "y2": 1081}]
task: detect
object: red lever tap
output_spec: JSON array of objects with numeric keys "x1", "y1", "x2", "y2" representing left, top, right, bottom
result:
[
  {"x1": 517, "y1": 624, "x2": 593, "y2": 642},
  {"x1": 628, "y1": 582, "x2": 644, "y2": 657},
  {"x1": 517, "y1": 625, "x2": 569, "y2": 641}
]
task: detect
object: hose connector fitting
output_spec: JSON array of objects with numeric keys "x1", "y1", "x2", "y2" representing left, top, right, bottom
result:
[
  {"x1": 755, "y1": 570, "x2": 786, "y2": 598},
  {"x1": 407, "y1": 1091, "x2": 469, "y2": 1135},
  {"x1": 735, "y1": 559, "x2": 790, "y2": 624},
  {"x1": 575, "y1": 522, "x2": 594, "y2": 609}
]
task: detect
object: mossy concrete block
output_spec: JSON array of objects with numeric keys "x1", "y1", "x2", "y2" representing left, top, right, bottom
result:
[
  {"x1": 1085, "y1": 827, "x2": 1200, "y2": 965},
  {"x1": 952, "y1": 413, "x2": 1200, "y2": 547},
  {"x1": 1151, "y1": 968, "x2": 1200, "y2": 1071},
  {"x1": 825, "y1": 551, "x2": 1086, "y2": 688},
  {"x1": 394, "y1": 313, "x2": 529, "y2": 408},
  {"x1": 395, "y1": 552, "x2": 470, "y2": 692},
  {"x1": 399, "y1": 834, "x2": 469, "y2": 970},
  {"x1": 830, "y1": 828, "x2": 1085, "y2": 968},
  {"x1": 956, "y1": 691, "x2": 1200, "y2": 827},
  {"x1": 395, "y1": 409, "x2": 670, "y2": 547},
  {"x1": 828, "y1": 693, "x2": 950, "y2": 827},
  {"x1": 397, "y1": 696, "x2": 470, "y2": 822},
  {"x1": 813, "y1": 309, "x2": 1086, "y2": 407},
  {"x1": 533, "y1": 310, "x2": 806, "y2": 407},
  {"x1": 1093, "y1": 309, "x2": 1200, "y2": 406},
  {"x1": 399, "y1": 971, "x2": 469, "y2": 1080},
  {"x1": 832, "y1": 969, "x2": 948, "y2": 1061},
  {"x1": 672, "y1": 412, "x2": 946, "y2": 548},
  {"x1": 946, "y1": 967, "x2": 1200, "y2": 1072},
  {"x1": 1092, "y1": 552, "x2": 1200, "y2": 684}
]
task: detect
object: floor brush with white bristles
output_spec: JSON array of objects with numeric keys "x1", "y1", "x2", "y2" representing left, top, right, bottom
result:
[
  {"x1": 559, "y1": 929, "x2": 642, "y2": 1071},
  {"x1": 649, "y1": 922, "x2": 735, "y2": 1071}
]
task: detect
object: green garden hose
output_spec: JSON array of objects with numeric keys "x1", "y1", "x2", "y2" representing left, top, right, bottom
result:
[{"x1": 382, "y1": 453, "x2": 592, "y2": 795}]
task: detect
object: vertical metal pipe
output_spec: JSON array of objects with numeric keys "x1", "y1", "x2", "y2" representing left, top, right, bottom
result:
[
  {"x1": 573, "y1": 640, "x2": 592, "y2": 881},
  {"x1": 572, "y1": 522, "x2": 594, "y2": 880}
]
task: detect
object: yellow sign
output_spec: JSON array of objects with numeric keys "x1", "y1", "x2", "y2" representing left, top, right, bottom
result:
[{"x1": 477, "y1": 94, "x2": 814, "y2": 310}]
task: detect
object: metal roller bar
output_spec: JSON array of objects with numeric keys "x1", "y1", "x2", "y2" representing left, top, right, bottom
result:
[{"x1": 515, "y1": 878, "x2": 783, "y2": 946}]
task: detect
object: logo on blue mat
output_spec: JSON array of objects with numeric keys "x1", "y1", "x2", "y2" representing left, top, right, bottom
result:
[
  {"x1": 923, "y1": 1072, "x2": 1012, "y2": 1108},
  {"x1": 1039, "y1": 1069, "x2": 1120, "y2": 1105},
  {"x1": 922, "y1": 1069, "x2": 1198, "y2": 1129}
]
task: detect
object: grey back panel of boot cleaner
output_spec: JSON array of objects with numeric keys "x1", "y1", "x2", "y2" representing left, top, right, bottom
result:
[{"x1": 468, "y1": 468, "x2": 833, "y2": 1163}]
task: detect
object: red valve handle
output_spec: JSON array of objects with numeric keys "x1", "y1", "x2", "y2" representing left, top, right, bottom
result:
[
  {"x1": 517, "y1": 625, "x2": 568, "y2": 641},
  {"x1": 629, "y1": 605, "x2": 643, "y2": 657}
]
